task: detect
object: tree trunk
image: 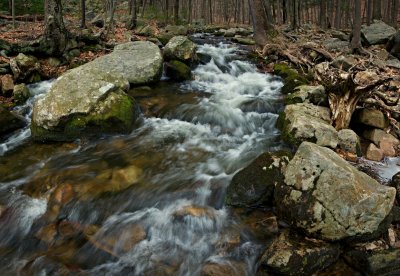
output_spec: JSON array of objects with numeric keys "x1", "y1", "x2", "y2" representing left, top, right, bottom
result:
[
  {"x1": 43, "y1": 0, "x2": 69, "y2": 57},
  {"x1": 173, "y1": 0, "x2": 179, "y2": 24},
  {"x1": 392, "y1": 0, "x2": 399, "y2": 27},
  {"x1": 372, "y1": 0, "x2": 381, "y2": 20},
  {"x1": 128, "y1": 0, "x2": 137, "y2": 29},
  {"x1": 334, "y1": 0, "x2": 341, "y2": 28},
  {"x1": 249, "y1": 0, "x2": 271, "y2": 47},
  {"x1": 81, "y1": 0, "x2": 86, "y2": 28},
  {"x1": 11, "y1": 0, "x2": 15, "y2": 28},
  {"x1": 351, "y1": 0, "x2": 362, "y2": 53},
  {"x1": 320, "y1": 0, "x2": 327, "y2": 28}
]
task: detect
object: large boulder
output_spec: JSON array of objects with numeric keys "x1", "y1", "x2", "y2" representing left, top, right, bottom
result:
[
  {"x1": 259, "y1": 230, "x2": 340, "y2": 275},
  {"x1": 275, "y1": 142, "x2": 396, "y2": 241},
  {"x1": 277, "y1": 103, "x2": 338, "y2": 148},
  {"x1": 31, "y1": 66, "x2": 139, "y2": 142},
  {"x1": 386, "y1": 30, "x2": 400, "y2": 60},
  {"x1": 163, "y1": 36, "x2": 197, "y2": 64},
  {"x1": 0, "y1": 105, "x2": 26, "y2": 135},
  {"x1": 273, "y1": 63, "x2": 308, "y2": 94},
  {"x1": 89, "y1": 41, "x2": 163, "y2": 85},
  {"x1": 225, "y1": 151, "x2": 291, "y2": 207},
  {"x1": 361, "y1": 20, "x2": 397, "y2": 45},
  {"x1": 354, "y1": 108, "x2": 389, "y2": 129}
]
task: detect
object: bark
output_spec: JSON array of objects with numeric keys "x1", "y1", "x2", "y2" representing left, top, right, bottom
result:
[
  {"x1": 128, "y1": 0, "x2": 137, "y2": 29},
  {"x1": 249, "y1": 0, "x2": 271, "y2": 47},
  {"x1": 43, "y1": 0, "x2": 69, "y2": 57},
  {"x1": 334, "y1": 0, "x2": 341, "y2": 28},
  {"x1": 320, "y1": 0, "x2": 327, "y2": 28},
  {"x1": 372, "y1": 0, "x2": 381, "y2": 20},
  {"x1": 392, "y1": 0, "x2": 399, "y2": 27},
  {"x1": 81, "y1": 0, "x2": 86, "y2": 28},
  {"x1": 351, "y1": 0, "x2": 362, "y2": 53},
  {"x1": 367, "y1": 0, "x2": 373, "y2": 25},
  {"x1": 173, "y1": 0, "x2": 179, "y2": 24},
  {"x1": 12, "y1": 0, "x2": 15, "y2": 28}
]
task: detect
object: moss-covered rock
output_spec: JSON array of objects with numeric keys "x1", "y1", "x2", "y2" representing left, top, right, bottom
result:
[
  {"x1": 274, "y1": 63, "x2": 308, "y2": 94},
  {"x1": 285, "y1": 85, "x2": 328, "y2": 106},
  {"x1": 225, "y1": 151, "x2": 291, "y2": 207},
  {"x1": 259, "y1": 230, "x2": 340, "y2": 275},
  {"x1": 13, "y1": 83, "x2": 30, "y2": 105},
  {"x1": 31, "y1": 65, "x2": 140, "y2": 142},
  {"x1": 163, "y1": 36, "x2": 197, "y2": 64},
  {"x1": 165, "y1": 60, "x2": 192, "y2": 81},
  {"x1": 277, "y1": 103, "x2": 338, "y2": 148}
]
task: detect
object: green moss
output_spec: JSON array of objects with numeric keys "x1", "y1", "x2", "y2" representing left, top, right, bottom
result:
[
  {"x1": 165, "y1": 60, "x2": 192, "y2": 81},
  {"x1": 274, "y1": 63, "x2": 308, "y2": 94},
  {"x1": 32, "y1": 92, "x2": 139, "y2": 142}
]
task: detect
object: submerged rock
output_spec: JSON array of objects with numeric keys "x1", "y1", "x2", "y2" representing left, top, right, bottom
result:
[
  {"x1": 163, "y1": 36, "x2": 197, "y2": 64},
  {"x1": 225, "y1": 151, "x2": 291, "y2": 207},
  {"x1": 277, "y1": 103, "x2": 338, "y2": 148},
  {"x1": 275, "y1": 142, "x2": 396, "y2": 241},
  {"x1": 259, "y1": 230, "x2": 340, "y2": 275},
  {"x1": 200, "y1": 261, "x2": 246, "y2": 276}
]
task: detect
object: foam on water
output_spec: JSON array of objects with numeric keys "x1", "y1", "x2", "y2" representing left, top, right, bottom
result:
[{"x1": 0, "y1": 80, "x2": 54, "y2": 156}]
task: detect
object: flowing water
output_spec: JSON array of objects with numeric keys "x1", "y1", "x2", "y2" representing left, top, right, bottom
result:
[{"x1": 0, "y1": 40, "x2": 286, "y2": 275}]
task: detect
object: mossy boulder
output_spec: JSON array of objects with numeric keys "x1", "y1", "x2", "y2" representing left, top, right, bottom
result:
[
  {"x1": 285, "y1": 85, "x2": 328, "y2": 106},
  {"x1": 13, "y1": 83, "x2": 30, "y2": 105},
  {"x1": 31, "y1": 66, "x2": 139, "y2": 142},
  {"x1": 163, "y1": 36, "x2": 197, "y2": 64},
  {"x1": 259, "y1": 230, "x2": 340, "y2": 275},
  {"x1": 165, "y1": 60, "x2": 192, "y2": 81},
  {"x1": 277, "y1": 103, "x2": 338, "y2": 148},
  {"x1": 225, "y1": 151, "x2": 291, "y2": 207},
  {"x1": 274, "y1": 63, "x2": 308, "y2": 94},
  {"x1": 275, "y1": 142, "x2": 396, "y2": 242}
]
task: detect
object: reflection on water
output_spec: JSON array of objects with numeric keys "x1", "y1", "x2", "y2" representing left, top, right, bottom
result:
[{"x1": 0, "y1": 42, "x2": 285, "y2": 275}]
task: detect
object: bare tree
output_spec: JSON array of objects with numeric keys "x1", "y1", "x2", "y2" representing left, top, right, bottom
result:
[
  {"x1": 351, "y1": 0, "x2": 362, "y2": 53},
  {"x1": 249, "y1": 0, "x2": 272, "y2": 47}
]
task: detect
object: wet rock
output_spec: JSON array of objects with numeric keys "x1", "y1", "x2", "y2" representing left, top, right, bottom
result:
[
  {"x1": 165, "y1": 60, "x2": 192, "y2": 81},
  {"x1": 235, "y1": 209, "x2": 279, "y2": 241},
  {"x1": 0, "y1": 105, "x2": 25, "y2": 135},
  {"x1": 225, "y1": 151, "x2": 291, "y2": 207},
  {"x1": 0, "y1": 74, "x2": 14, "y2": 95},
  {"x1": 273, "y1": 63, "x2": 308, "y2": 94},
  {"x1": 224, "y1": 28, "x2": 236, "y2": 37},
  {"x1": 259, "y1": 230, "x2": 340, "y2": 276},
  {"x1": 344, "y1": 247, "x2": 400, "y2": 275},
  {"x1": 173, "y1": 205, "x2": 215, "y2": 220},
  {"x1": 361, "y1": 20, "x2": 396, "y2": 45},
  {"x1": 338, "y1": 129, "x2": 362, "y2": 156},
  {"x1": 331, "y1": 55, "x2": 357, "y2": 71},
  {"x1": 87, "y1": 223, "x2": 146, "y2": 256},
  {"x1": 318, "y1": 258, "x2": 361, "y2": 276},
  {"x1": 163, "y1": 36, "x2": 197, "y2": 64},
  {"x1": 13, "y1": 83, "x2": 30, "y2": 104},
  {"x1": 275, "y1": 142, "x2": 396, "y2": 241},
  {"x1": 285, "y1": 85, "x2": 328, "y2": 106},
  {"x1": 200, "y1": 261, "x2": 246, "y2": 276},
  {"x1": 31, "y1": 65, "x2": 139, "y2": 141},
  {"x1": 355, "y1": 108, "x2": 389, "y2": 129},
  {"x1": 277, "y1": 103, "x2": 338, "y2": 148}
]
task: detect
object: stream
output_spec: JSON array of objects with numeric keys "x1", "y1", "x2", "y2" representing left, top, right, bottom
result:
[{"x1": 1, "y1": 37, "x2": 397, "y2": 275}]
